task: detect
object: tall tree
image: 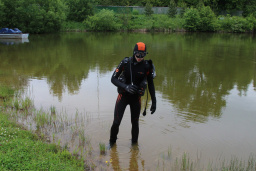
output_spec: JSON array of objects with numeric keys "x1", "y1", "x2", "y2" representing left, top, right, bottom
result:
[
  {"x1": 66, "y1": 0, "x2": 95, "y2": 22},
  {"x1": 145, "y1": 2, "x2": 154, "y2": 16},
  {"x1": 242, "y1": 0, "x2": 256, "y2": 17},
  {"x1": 168, "y1": 0, "x2": 177, "y2": 17}
]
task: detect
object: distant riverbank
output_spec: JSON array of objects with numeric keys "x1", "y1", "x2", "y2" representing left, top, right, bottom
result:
[{"x1": 61, "y1": 11, "x2": 256, "y2": 33}]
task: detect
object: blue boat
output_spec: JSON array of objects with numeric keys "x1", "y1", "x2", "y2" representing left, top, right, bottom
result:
[{"x1": 0, "y1": 28, "x2": 29, "y2": 39}]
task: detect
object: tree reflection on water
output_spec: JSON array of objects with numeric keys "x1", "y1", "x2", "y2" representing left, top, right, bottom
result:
[{"x1": 0, "y1": 32, "x2": 255, "y2": 123}]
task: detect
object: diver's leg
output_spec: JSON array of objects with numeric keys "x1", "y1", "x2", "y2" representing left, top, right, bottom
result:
[
  {"x1": 130, "y1": 96, "x2": 141, "y2": 144},
  {"x1": 110, "y1": 94, "x2": 127, "y2": 144}
]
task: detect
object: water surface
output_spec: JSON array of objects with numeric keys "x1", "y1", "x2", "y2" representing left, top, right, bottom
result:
[{"x1": 1, "y1": 32, "x2": 256, "y2": 170}]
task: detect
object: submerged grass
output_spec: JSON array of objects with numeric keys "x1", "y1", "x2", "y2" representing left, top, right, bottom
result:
[
  {"x1": 99, "y1": 142, "x2": 106, "y2": 155},
  {"x1": 50, "y1": 105, "x2": 56, "y2": 115},
  {"x1": 158, "y1": 150, "x2": 256, "y2": 171}
]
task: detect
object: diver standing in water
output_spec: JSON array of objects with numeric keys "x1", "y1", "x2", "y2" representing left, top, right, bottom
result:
[{"x1": 110, "y1": 42, "x2": 156, "y2": 145}]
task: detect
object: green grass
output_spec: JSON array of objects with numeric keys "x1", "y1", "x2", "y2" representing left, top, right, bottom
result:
[
  {"x1": 126, "y1": 14, "x2": 183, "y2": 31},
  {"x1": 50, "y1": 105, "x2": 56, "y2": 115},
  {"x1": 0, "y1": 86, "x2": 15, "y2": 100},
  {"x1": 61, "y1": 21, "x2": 87, "y2": 32},
  {"x1": 99, "y1": 142, "x2": 106, "y2": 155},
  {"x1": 0, "y1": 85, "x2": 86, "y2": 170},
  {"x1": 0, "y1": 112, "x2": 85, "y2": 170}
]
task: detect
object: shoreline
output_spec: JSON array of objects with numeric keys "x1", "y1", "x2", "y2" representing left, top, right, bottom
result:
[{"x1": 61, "y1": 28, "x2": 254, "y2": 34}]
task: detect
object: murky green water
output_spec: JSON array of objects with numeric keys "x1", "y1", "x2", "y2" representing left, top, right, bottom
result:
[{"x1": 1, "y1": 32, "x2": 256, "y2": 170}]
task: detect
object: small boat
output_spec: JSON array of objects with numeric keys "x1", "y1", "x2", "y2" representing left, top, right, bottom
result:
[
  {"x1": 0, "y1": 38, "x2": 29, "y2": 45},
  {"x1": 0, "y1": 28, "x2": 29, "y2": 39}
]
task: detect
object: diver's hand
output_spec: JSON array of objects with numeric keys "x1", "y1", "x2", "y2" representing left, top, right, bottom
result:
[
  {"x1": 125, "y1": 84, "x2": 138, "y2": 94},
  {"x1": 150, "y1": 101, "x2": 156, "y2": 114}
]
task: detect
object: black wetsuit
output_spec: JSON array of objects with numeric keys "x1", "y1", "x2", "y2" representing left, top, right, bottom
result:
[{"x1": 110, "y1": 56, "x2": 156, "y2": 143}]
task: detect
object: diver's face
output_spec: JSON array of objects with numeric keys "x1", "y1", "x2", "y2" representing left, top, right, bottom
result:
[
  {"x1": 134, "y1": 51, "x2": 146, "y2": 63},
  {"x1": 135, "y1": 55, "x2": 144, "y2": 62}
]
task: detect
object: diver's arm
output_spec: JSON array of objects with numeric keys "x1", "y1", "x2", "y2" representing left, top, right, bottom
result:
[
  {"x1": 147, "y1": 62, "x2": 157, "y2": 114},
  {"x1": 147, "y1": 77, "x2": 156, "y2": 103},
  {"x1": 111, "y1": 60, "x2": 127, "y2": 89},
  {"x1": 148, "y1": 77, "x2": 156, "y2": 114}
]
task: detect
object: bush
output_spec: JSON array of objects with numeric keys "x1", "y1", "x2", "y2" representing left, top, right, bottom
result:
[
  {"x1": 128, "y1": 15, "x2": 148, "y2": 30},
  {"x1": 246, "y1": 14, "x2": 256, "y2": 32},
  {"x1": 167, "y1": 17, "x2": 184, "y2": 31},
  {"x1": 117, "y1": 12, "x2": 133, "y2": 30},
  {"x1": 84, "y1": 9, "x2": 121, "y2": 31},
  {"x1": 158, "y1": 15, "x2": 183, "y2": 31},
  {"x1": 150, "y1": 15, "x2": 168, "y2": 30},
  {"x1": 183, "y1": 8, "x2": 200, "y2": 31},
  {"x1": 198, "y1": 6, "x2": 218, "y2": 32},
  {"x1": 132, "y1": 10, "x2": 139, "y2": 15},
  {"x1": 218, "y1": 15, "x2": 253, "y2": 33}
]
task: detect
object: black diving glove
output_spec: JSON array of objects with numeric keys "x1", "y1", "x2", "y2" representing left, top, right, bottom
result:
[
  {"x1": 125, "y1": 84, "x2": 138, "y2": 94},
  {"x1": 150, "y1": 101, "x2": 156, "y2": 114}
]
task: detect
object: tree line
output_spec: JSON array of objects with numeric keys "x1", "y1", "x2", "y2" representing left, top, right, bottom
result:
[{"x1": 0, "y1": 0, "x2": 256, "y2": 33}]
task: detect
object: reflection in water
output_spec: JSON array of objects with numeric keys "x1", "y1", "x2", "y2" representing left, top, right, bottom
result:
[
  {"x1": 1, "y1": 33, "x2": 255, "y2": 121},
  {"x1": 110, "y1": 145, "x2": 121, "y2": 170},
  {"x1": 0, "y1": 38, "x2": 29, "y2": 45},
  {"x1": 110, "y1": 144, "x2": 144, "y2": 170},
  {"x1": 153, "y1": 33, "x2": 256, "y2": 122}
]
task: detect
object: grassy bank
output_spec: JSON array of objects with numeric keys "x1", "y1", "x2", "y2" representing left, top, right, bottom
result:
[
  {"x1": 61, "y1": 10, "x2": 256, "y2": 33},
  {"x1": 0, "y1": 86, "x2": 86, "y2": 170},
  {"x1": 0, "y1": 112, "x2": 85, "y2": 170}
]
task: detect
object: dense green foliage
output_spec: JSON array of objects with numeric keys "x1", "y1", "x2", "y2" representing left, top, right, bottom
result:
[
  {"x1": 145, "y1": 2, "x2": 154, "y2": 16},
  {"x1": 183, "y1": 8, "x2": 200, "y2": 31},
  {"x1": 65, "y1": 0, "x2": 95, "y2": 22},
  {"x1": 218, "y1": 15, "x2": 254, "y2": 33},
  {"x1": 168, "y1": 0, "x2": 177, "y2": 18},
  {"x1": 64, "y1": 8, "x2": 255, "y2": 33},
  {"x1": 85, "y1": 9, "x2": 121, "y2": 31},
  {"x1": 182, "y1": 5, "x2": 218, "y2": 32},
  {"x1": 242, "y1": 0, "x2": 256, "y2": 17},
  {"x1": 181, "y1": 6, "x2": 254, "y2": 32},
  {"x1": 0, "y1": 0, "x2": 256, "y2": 33},
  {"x1": 197, "y1": 6, "x2": 217, "y2": 31},
  {"x1": 0, "y1": 0, "x2": 66, "y2": 33}
]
